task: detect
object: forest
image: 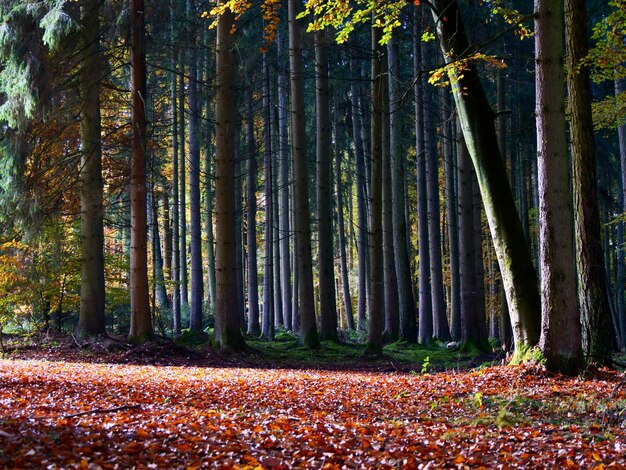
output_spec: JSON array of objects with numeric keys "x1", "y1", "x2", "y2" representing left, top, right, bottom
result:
[{"x1": 1, "y1": 0, "x2": 626, "y2": 467}]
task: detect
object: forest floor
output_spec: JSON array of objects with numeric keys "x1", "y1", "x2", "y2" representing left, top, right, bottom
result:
[{"x1": 1, "y1": 334, "x2": 626, "y2": 468}]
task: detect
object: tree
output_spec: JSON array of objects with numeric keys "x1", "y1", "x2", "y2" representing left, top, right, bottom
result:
[
  {"x1": 535, "y1": 0, "x2": 582, "y2": 375},
  {"x1": 214, "y1": 2, "x2": 245, "y2": 349},
  {"x1": 128, "y1": 0, "x2": 153, "y2": 344},
  {"x1": 77, "y1": 0, "x2": 106, "y2": 338},
  {"x1": 565, "y1": 0, "x2": 613, "y2": 365},
  {"x1": 288, "y1": 0, "x2": 319, "y2": 348},
  {"x1": 315, "y1": 28, "x2": 338, "y2": 341}
]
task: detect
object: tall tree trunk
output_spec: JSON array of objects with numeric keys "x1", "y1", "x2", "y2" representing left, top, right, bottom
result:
[
  {"x1": 415, "y1": 13, "x2": 432, "y2": 344},
  {"x1": 430, "y1": 0, "x2": 541, "y2": 353},
  {"x1": 128, "y1": 0, "x2": 152, "y2": 344},
  {"x1": 170, "y1": 0, "x2": 181, "y2": 335},
  {"x1": 262, "y1": 53, "x2": 274, "y2": 339},
  {"x1": 179, "y1": 67, "x2": 188, "y2": 307},
  {"x1": 443, "y1": 93, "x2": 460, "y2": 341},
  {"x1": 381, "y1": 45, "x2": 398, "y2": 341},
  {"x1": 277, "y1": 29, "x2": 292, "y2": 331},
  {"x1": 472, "y1": 167, "x2": 487, "y2": 341},
  {"x1": 389, "y1": 31, "x2": 416, "y2": 343},
  {"x1": 457, "y1": 125, "x2": 480, "y2": 343},
  {"x1": 149, "y1": 188, "x2": 169, "y2": 314},
  {"x1": 351, "y1": 56, "x2": 368, "y2": 331},
  {"x1": 366, "y1": 21, "x2": 384, "y2": 355},
  {"x1": 316, "y1": 29, "x2": 338, "y2": 341},
  {"x1": 77, "y1": 0, "x2": 106, "y2": 338},
  {"x1": 535, "y1": 0, "x2": 582, "y2": 375},
  {"x1": 617, "y1": 78, "x2": 626, "y2": 347},
  {"x1": 214, "y1": 3, "x2": 245, "y2": 349},
  {"x1": 245, "y1": 85, "x2": 260, "y2": 336},
  {"x1": 187, "y1": 0, "x2": 203, "y2": 331},
  {"x1": 234, "y1": 118, "x2": 246, "y2": 328},
  {"x1": 289, "y1": 0, "x2": 319, "y2": 348},
  {"x1": 335, "y1": 101, "x2": 354, "y2": 330},
  {"x1": 565, "y1": 0, "x2": 613, "y2": 364}
]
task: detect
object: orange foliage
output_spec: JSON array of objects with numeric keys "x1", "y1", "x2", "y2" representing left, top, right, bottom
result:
[{"x1": 1, "y1": 360, "x2": 625, "y2": 468}]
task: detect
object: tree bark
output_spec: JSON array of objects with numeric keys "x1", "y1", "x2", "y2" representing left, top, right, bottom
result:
[
  {"x1": 128, "y1": 0, "x2": 152, "y2": 344},
  {"x1": 214, "y1": 4, "x2": 245, "y2": 349},
  {"x1": 262, "y1": 53, "x2": 274, "y2": 339},
  {"x1": 77, "y1": 0, "x2": 106, "y2": 338},
  {"x1": 535, "y1": 0, "x2": 582, "y2": 375},
  {"x1": 430, "y1": 0, "x2": 541, "y2": 352},
  {"x1": 316, "y1": 29, "x2": 338, "y2": 341},
  {"x1": 565, "y1": 0, "x2": 613, "y2": 365},
  {"x1": 288, "y1": 0, "x2": 319, "y2": 348}
]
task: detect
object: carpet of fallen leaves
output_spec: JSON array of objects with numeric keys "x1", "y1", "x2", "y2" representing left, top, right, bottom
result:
[{"x1": 1, "y1": 359, "x2": 625, "y2": 469}]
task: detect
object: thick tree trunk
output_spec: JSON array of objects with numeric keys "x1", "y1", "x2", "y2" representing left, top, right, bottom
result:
[
  {"x1": 77, "y1": 0, "x2": 106, "y2": 338},
  {"x1": 431, "y1": 0, "x2": 541, "y2": 353},
  {"x1": 535, "y1": 0, "x2": 582, "y2": 375},
  {"x1": 288, "y1": 0, "x2": 319, "y2": 348},
  {"x1": 316, "y1": 29, "x2": 338, "y2": 341},
  {"x1": 366, "y1": 22, "x2": 384, "y2": 355},
  {"x1": 618, "y1": 78, "x2": 626, "y2": 347},
  {"x1": 214, "y1": 4, "x2": 245, "y2": 350},
  {"x1": 128, "y1": 0, "x2": 152, "y2": 344},
  {"x1": 187, "y1": 0, "x2": 203, "y2": 331},
  {"x1": 565, "y1": 0, "x2": 613, "y2": 365}
]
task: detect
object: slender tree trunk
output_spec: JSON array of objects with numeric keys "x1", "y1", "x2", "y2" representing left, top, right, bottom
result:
[
  {"x1": 351, "y1": 58, "x2": 368, "y2": 331},
  {"x1": 245, "y1": 85, "x2": 260, "y2": 336},
  {"x1": 535, "y1": 0, "x2": 582, "y2": 375},
  {"x1": 128, "y1": 0, "x2": 152, "y2": 344},
  {"x1": 162, "y1": 188, "x2": 172, "y2": 281},
  {"x1": 381, "y1": 46, "x2": 398, "y2": 341},
  {"x1": 472, "y1": 167, "x2": 487, "y2": 341},
  {"x1": 335, "y1": 102, "x2": 354, "y2": 330},
  {"x1": 234, "y1": 118, "x2": 246, "y2": 328},
  {"x1": 77, "y1": 0, "x2": 106, "y2": 338},
  {"x1": 179, "y1": 68, "x2": 188, "y2": 307},
  {"x1": 430, "y1": 0, "x2": 541, "y2": 353},
  {"x1": 457, "y1": 125, "x2": 480, "y2": 343},
  {"x1": 366, "y1": 21, "x2": 384, "y2": 355},
  {"x1": 565, "y1": 0, "x2": 613, "y2": 364},
  {"x1": 443, "y1": 94, "x2": 460, "y2": 341},
  {"x1": 415, "y1": 13, "x2": 432, "y2": 344},
  {"x1": 150, "y1": 189, "x2": 169, "y2": 314},
  {"x1": 617, "y1": 78, "x2": 626, "y2": 347},
  {"x1": 214, "y1": 3, "x2": 245, "y2": 349},
  {"x1": 187, "y1": 0, "x2": 203, "y2": 331},
  {"x1": 262, "y1": 53, "x2": 274, "y2": 339},
  {"x1": 289, "y1": 0, "x2": 319, "y2": 348},
  {"x1": 277, "y1": 29, "x2": 292, "y2": 331},
  {"x1": 204, "y1": 36, "x2": 217, "y2": 311},
  {"x1": 388, "y1": 31, "x2": 416, "y2": 343},
  {"x1": 316, "y1": 29, "x2": 338, "y2": 341}
]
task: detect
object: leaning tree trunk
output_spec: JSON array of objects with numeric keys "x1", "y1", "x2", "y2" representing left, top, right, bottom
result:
[
  {"x1": 77, "y1": 0, "x2": 106, "y2": 338},
  {"x1": 214, "y1": 3, "x2": 245, "y2": 350},
  {"x1": 565, "y1": 0, "x2": 613, "y2": 365},
  {"x1": 288, "y1": 0, "x2": 319, "y2": 348},
  {"x1": 535, "y1": 0, "x2": 582, "y2": 375},
  {"x1": 430, "y1": 0, "x2": 541, "y2": 354},
  {"x1": 128, "y1": 0, "x2": 152, "y2": 344},
  {"x1": 315, "y1": 29, "x2": 338, "y2": 341}
]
